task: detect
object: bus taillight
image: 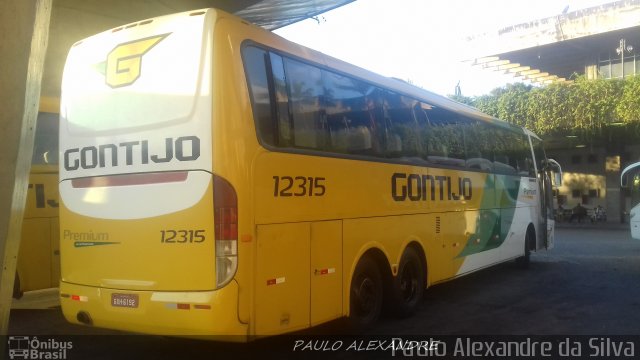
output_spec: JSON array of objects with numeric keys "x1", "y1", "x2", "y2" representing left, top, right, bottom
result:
[{"x1": 213, "y1": 175, "x2": 238, "y2": 288}]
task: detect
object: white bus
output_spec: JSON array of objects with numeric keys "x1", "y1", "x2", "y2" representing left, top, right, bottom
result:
[{"x1": 621, "y1": 161, "x2": 640, "y2": 239}]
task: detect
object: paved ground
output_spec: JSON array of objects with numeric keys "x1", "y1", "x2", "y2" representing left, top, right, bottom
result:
[
  {"x1": 6, "y1": 225, "x2": 640, "y2": 359},
  {"x1": 374, "y1": 224, "x2": 640, "y2": 336}
]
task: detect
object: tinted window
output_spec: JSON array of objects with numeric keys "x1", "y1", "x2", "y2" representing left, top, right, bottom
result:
[
  {"x1": 464, "y1": 120, "x2": 494, "y2": 172},
  {"x1": 519, "y1": 135, "x2": 536, "y2": 177},
  {"x1": 243, "y1": 47, "x2": 273, "y2": 144},
  {"x1": 270, "y1": 53, "x2": 291, "y2": 147},
  {"x1": 242, "y1": 45, "x2": 538, "y2": 176},
  {"x1": 532, "y1": 137, "x2": 546, "y2": 171},
  {"x1": 383, "y1": 92, "x2": 423, "y2": 159},
  {"x1": 284, "y1": 58, "x2": 326, "y2": 149},
  {"x1": 425, "y1": 108, "x2": 465, "y2": 167},
  {"x1": 323, "y1": 71, "x2": 384, "y2": 156},
  {"x1": 494, "y1": 128, "x2": 534, "y2": 177}
]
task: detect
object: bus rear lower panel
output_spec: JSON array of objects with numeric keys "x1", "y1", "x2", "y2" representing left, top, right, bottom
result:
[{"x1": 59, "y1": 281, "x2": 248, "y2": 338}]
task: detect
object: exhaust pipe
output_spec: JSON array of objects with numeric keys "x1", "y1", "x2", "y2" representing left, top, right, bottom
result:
[{"x1": 76, "y1": 311, "x2": 93, "y2": 326}]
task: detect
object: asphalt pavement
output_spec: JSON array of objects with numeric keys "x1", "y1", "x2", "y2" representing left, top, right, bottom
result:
[{"x1": 6, "y1": 225, "x2": 640, "y2": 359}]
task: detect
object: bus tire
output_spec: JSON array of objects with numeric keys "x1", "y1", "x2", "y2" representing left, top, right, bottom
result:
[
  {"x1": 13, "y1": 273, "x2": 23, "y2": 299},
  {"x1": 393, "y1": 246, "x2": 425, "y2": 318},
  {"x1": 348, "y1": 255, "x2": 383, "y2": 330},
  {"x1": 516, "y1": 228, "x2": 533, "y2": 269}
]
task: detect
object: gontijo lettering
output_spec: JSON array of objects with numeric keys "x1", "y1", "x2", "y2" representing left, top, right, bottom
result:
[
  {"x1": 63, "y1": 136, "x2": 200, "y2": 171},
  {"x1": 392, "y1": 172, "x2": 472, "y2": 202}
]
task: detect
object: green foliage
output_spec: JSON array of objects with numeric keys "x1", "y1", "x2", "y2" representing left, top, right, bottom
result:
[
  {"x1": 617, "y1": 75, "x2": 640, "y2": 123},
  {"x1": 449, "y1": 75, "x2": 640, "y2": 136}
]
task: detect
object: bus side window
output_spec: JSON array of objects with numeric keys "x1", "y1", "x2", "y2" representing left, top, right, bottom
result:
[
  {"x1": 492, "y1": 128, "x2": 535, "y2": 177},
  {"x1": 425, "y1": 108, "x2": 465, "y2": 168},
  {"x1": 464, "y1": 120, "x2": 493, "y2": 172},
  {"x1": 382, "y1": 92, "x2": 422, "y2": 160},
  {"x1": 504, "y1": 133, "x2": 535, "y2": 177},
  {"x1": 322, "y1": 71, "x2": 383, "y2": 156},
  {"x1": 493, "y1": 128, "x2": 517, "y2": 175},
  {"x1": 520, "y1": 134, "x2": 536, "y2": 178},
  {"x1": 413, "y1": 102, "x2": 431, "y2": 161},
  {"x1": 283, "y1": 58, "x2": 326, "y2": 150},
  {"x1": 243, "y1": 46, "x2": 275, "y2": 146},
  {"x1": 269, "y1": 53, "x2": 292, "y2": 147}
]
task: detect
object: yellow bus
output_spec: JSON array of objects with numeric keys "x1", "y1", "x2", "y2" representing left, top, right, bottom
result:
[
  {"x1": 58, "y1": 8, "x2": 561, "y2": 338},
  {"x1": 14, "y1": 97, "x2": 60, "y2": 298}
]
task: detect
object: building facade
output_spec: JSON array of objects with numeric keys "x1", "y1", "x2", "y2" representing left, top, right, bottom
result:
[{"x1": 466, "y1": 0, "x2": 640, "y2": 223}]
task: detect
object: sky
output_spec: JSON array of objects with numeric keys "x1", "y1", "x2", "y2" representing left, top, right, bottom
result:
[{"x1": 274, "y1": 0, "x2": 616, "y2": 97}]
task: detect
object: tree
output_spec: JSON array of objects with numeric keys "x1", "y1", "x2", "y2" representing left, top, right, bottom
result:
[{"x1": 448, "y1": 75, "x2": 640, "y2": 138}]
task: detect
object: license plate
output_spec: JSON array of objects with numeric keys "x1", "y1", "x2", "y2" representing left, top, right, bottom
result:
[{"x1": 111, "y1": 293, "x2": 139, "y2": 308}]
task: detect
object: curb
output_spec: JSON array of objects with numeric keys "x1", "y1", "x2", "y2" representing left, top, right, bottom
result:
[{"x1": 555, "y1": 222, "x2": 630, "y2": 231}]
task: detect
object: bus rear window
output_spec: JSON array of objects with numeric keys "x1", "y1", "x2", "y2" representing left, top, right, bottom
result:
[{"x1": 62, "y1": 15, "x2": 209, "y2": 134}]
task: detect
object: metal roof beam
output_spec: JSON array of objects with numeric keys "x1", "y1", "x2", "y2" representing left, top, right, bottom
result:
[
  {"x1": 495, "y1": 62, "x2": 521, "y2": 71},
  {"x1": 524, "y1": 72, "x2": 549, "y2": 80},
  {"x1": 513, "y1": 69, "x2": 540, "y2": 78},
  {"x1": 469, "y1": 56, "x2": 500, "y2": 65},
  {"x1": 531, "y1": 75, "x2": 558, "y2": 83},
  {"x1": 507, "y1": 65, "x2": 530, "y2": 74},
  {"x1": 482, "y1": 59, "x2": 511, "y2": 68}
]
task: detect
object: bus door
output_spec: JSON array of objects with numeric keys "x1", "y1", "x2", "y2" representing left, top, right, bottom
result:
[{"x1": 540, "y1": 159, "x2": 562, "y2": 249}]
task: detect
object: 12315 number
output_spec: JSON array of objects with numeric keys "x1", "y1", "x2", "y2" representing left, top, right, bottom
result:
[
  {"x1": 273, "y1": 176, "x2": 326, "y2": 197},
  {"x1": 161, "y1": 230, "x2": 205, "y2": 243}
]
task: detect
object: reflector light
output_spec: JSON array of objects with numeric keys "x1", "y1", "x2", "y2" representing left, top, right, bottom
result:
[
  {"x1": 318, "y1": 268, "x2": 335, "y2": 275},
  {"x1": 266, "y1": 277, "x2": 285, "y2": 286},
  {"x1": 164, "y1": 303, "x2": 210, "y2": 310}
]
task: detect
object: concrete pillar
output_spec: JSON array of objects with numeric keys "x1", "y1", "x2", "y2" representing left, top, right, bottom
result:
[{"x1": 0, "y1": 0, "x2": 52, "y2": 338}]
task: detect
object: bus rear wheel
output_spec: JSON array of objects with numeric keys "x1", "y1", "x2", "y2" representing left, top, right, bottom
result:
[
  {"x1": 516, "y1": 228, "x2": 533, "y2": 269},
  {"x1": 393, "y1": 247, "x2": 425, "y2": 317},
  {"x1": 349, "y1": 256, "x2": 383, "y2": 330}
]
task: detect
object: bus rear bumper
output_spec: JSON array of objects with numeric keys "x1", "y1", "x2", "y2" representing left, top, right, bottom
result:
[{"x1": 59, "y1": 280, "x2": 248, "y2": 340}]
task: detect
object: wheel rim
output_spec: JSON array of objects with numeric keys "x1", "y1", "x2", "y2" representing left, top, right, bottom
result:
[
  {"x1": 354, "y1": 275, "x2": 377, "y2": 317},
  {"x1": 399, "y1": 260, "x2": 419, "y2": 302}
]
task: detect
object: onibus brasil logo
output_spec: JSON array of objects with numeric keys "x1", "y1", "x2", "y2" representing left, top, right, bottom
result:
[{"x1": 7, "y1": 336, "x2": 73, "y2": 359}]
